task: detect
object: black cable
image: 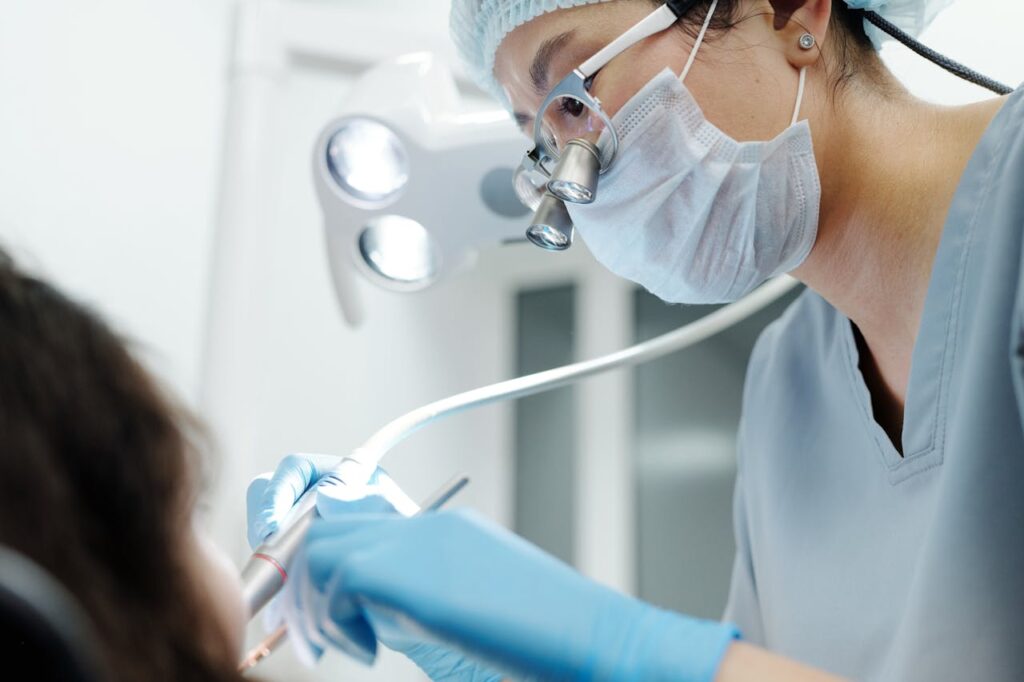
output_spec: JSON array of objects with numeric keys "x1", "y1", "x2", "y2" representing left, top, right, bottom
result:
[
  {"x1": 666, "y1": 0, "x2": 701, "y2": 19},
  {"x1": 863, "y1": 10, "x2": 1013, "y2": 95}
]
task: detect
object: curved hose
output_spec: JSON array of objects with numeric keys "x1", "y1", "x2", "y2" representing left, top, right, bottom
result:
[
  {"x1": 243, "y1": 275, "x2": 801, "y2": 621},
  {"x1": 343, "y1": 275, "x2": 801, "y2": 473}
]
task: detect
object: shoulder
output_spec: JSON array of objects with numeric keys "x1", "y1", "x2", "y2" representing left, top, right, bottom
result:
[
  {"x1": 744, "y1": 287, "x2": 838, "y2": 397},
  {"x1": 974, "y1": 88, "x2": 1024, "y2": 324},
  {"x1": 737, "y1": 288, "x2": 847, "y2": 463},
  {"x1": 996, "y1": 85, "x2": 1024, "y2": 145},
  {"x1": 980, "y1": 86, "x2": 1024, "y2": 193}
]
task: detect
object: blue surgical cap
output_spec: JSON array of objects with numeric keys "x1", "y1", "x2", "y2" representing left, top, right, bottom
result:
[
  {"x1": 449, "y1": 0, "x2": 615, "y2": 107},
  {"x1": 449, "y1": 0, "x2": 953, "y2": 107}
]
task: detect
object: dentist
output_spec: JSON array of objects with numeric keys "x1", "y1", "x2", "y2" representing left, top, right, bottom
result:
[{"x1": 251, "y1": 1, "x2": 1024, "y2": 679}]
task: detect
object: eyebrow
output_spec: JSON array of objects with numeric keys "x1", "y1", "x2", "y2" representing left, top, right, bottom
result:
[
  {"x1": 513, "y1": 30, "x2": 577, "y2": 132},
  {"x1": 531, "y1": 30, "x2": 575, "y2": 96}
]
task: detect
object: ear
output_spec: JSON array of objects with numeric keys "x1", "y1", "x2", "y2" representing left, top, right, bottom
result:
[{"x1": 768, "y1": 0, "x2": 832, "y2": 70}]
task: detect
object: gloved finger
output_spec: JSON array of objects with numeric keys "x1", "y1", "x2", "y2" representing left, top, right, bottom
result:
[
  {"x1": 306, "y1": 515, "x2": 401, "y2": 548},
  {"x1": 372, "y1": 470, "x2": 420, "y2": 517},
  {"x1": 245, "y1": 474, "x2": 271, "y2": 550},
  {"x1": 260, "y1": 592, "x2": 285, "y2": 634},
  {"x1": 315, "y1": 466, "x2": 418, "y2": 518},
  {"x1": 304, "y1": 516, "x2": 401, "y2": 589},
  {"x1": 390, "y1": 638, "x2": 505, "y2": 682},
  {"x1": 282, "y1": 548, "x2": 325, "y2": 668},
  {"x1": 254, "y1": 453, "x2": 339, "y2": 542},
  {"x1": 316, "y1": 490, "x2": 401, "y2": 518},
  {"x1": 317, "y1": 570, "x2": 378, "y2": 665},
  {"x1": 290, "y1": 540, "x2": 378, "y2": 667},
  {"x1": 360, "y1": 601, "x2": 440, "y2": 654}
]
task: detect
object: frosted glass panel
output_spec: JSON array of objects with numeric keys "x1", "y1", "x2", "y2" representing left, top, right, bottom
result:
[
  {"x1": 514, "y1": 285, "x2": 576, "y2": 564},
  {"x1": 633, "y1": 287, "x2": 801, "y2": 618}
]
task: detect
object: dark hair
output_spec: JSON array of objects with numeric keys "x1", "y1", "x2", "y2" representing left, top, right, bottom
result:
[
  {"x1": 652, "y1": 0, "x2": 883, "y2": 95},
  {"x1": 0, "y1": 249, "x2": 246, "y2": 682}
]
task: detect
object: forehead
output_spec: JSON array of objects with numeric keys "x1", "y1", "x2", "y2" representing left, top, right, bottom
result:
[
  {"x1": 492, "y1": 9, "x2": 580, "y2": 111},
  {"x1": 492, "y1": 3, "x2": 650, "y2": 120}
]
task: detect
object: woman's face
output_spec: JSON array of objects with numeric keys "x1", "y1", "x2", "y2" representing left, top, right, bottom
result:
[
  {"x1": 493, "y1": 0, "x2": 822, "y2": 147},
  {"x1": 186, "y1": 523, "x2": 248, "y2": 656}
]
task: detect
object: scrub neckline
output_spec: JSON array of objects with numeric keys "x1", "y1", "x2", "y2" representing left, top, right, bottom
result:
[{"x1": 836, "y1": 86, "x2": 1020, "y2": 484}]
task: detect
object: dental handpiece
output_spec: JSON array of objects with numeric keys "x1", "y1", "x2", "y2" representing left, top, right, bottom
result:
[
  {"x1": 237, "y1": 474, "x2": 471, "y2": 672},
  {"x1": 240, "y1": 456, "x2": 378, "y2": 619}
]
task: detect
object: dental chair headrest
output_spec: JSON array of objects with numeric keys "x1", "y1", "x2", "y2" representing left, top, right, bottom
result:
[{"x1": 0, "y1": 545, "x2": 103, "y2": 681}]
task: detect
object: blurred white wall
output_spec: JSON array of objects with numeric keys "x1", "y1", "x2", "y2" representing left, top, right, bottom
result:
[
  {"x1": 0, "y1": 0, "x2": 233, "y2": 402},
  {"x1": 882, "y1": 1, "x2": 1024, "y2": 103}
]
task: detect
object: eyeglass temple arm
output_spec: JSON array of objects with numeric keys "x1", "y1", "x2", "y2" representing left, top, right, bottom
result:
[{"x1": 578, "y1": 0, "x2": 700, "y2": 78}]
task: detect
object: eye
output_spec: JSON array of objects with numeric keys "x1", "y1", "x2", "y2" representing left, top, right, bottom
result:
[{"x1": 558, "y1": 97, "x2": 586, "y2": 118}]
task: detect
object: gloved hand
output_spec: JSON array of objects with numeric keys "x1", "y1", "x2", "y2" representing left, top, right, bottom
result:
[
  {"x1": 287, "y1": 508, "x2": 741, "y2": 682},
  {"x1": 246, "y1": 453, "x2": 505, "y2": 681},
  {"x1": 246, "y1": 453, "x2": 420, "y2": 549}
]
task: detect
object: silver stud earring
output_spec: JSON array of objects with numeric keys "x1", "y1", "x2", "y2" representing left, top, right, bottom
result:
[{"x1": 799, "y1": 33, "x2": 816, "y2": 50}]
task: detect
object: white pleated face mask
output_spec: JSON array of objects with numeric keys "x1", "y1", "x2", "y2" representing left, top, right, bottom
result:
[{"x1": 568, "y1": 54, "x2": 821, "y2": 304}]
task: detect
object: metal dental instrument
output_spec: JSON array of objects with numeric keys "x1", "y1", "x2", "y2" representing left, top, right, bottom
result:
[
  {"x1": 238, "y1": 624, "x2": 286, "y2": 673},
  {"x1": 240, "y1": 274, "x2": 799, "y2": 624},
  {"x1": 415, "y1": 473, "x2": 471, "y2": 513},
  {"x1": 237, "y1": 474, "x2": 471, "y2": 673}
]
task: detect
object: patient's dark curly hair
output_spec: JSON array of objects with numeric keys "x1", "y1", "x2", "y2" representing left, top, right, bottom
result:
[{"x1": 0, "y1": 248, "x2": 247, "y2": 681}]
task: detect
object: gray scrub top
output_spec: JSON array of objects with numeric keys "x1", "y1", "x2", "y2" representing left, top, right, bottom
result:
[{"x1": 724, "y1": 84, "x2": 1024, "y2": 681}]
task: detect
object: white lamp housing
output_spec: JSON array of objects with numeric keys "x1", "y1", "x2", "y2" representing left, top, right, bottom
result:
[{"x1": 314, "y1": 52, "x2": 531, "y2": 326}]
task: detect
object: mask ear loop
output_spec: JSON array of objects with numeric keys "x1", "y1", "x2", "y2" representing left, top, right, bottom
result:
[
  {"x1": 790, "y1": 67, "x2": 807, "y2": 125},
  {"x1": 679, "y1": 0, "x2": 719, "y2": 83},
  {"x1": 678, "y1": 0, "x2": 807, "y2": 128}
]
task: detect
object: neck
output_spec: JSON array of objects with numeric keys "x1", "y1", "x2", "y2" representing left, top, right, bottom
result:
[{"x1": 794, "y1": 73, "x2": 1005, "y2": 404}]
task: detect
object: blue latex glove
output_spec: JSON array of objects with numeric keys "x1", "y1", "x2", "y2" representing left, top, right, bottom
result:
[
  {"x1": 246, "y1": 453, "x2": 419, "y2": 549},
  {"x1": 246, "y1": 454, "x2": 504, "y2": 681},
  {"x1": 288, "y1": 508, "x2": 741, "y2": 682}
]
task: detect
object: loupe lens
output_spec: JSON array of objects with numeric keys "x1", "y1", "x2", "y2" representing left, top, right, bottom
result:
[
  {"x1": 548, "y1": 181, "x2": 592, "y2": 203},
  {"x1": 527, "y1": 223, "x2": 572, "y2": 250},
  {"x1": 526, "y1": 192, "x2": 574, "y2": 251},
  {"x1": 513, "y1": 163, "x2": 548, "y2": 211},
  {"x1": 547, "y1": 139, "x2": 600, "y2": 204}
]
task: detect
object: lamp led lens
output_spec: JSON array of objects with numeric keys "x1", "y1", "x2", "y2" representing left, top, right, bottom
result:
[
  {"x1": 326, "y1": 119, "x2": 409, "y2": 205},
  {"x1": 358, "y1": 215, "x2": 440, "y2": 286}
]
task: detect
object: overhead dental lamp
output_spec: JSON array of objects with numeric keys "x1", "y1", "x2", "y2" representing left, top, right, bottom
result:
[{"x1": 313, "y1": 52, "x2": 533, "y2": 326}]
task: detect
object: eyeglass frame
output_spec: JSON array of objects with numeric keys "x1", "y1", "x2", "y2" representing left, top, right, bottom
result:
[{"x1": 515, "y1": 0, "x2": 702, "y2": 190}]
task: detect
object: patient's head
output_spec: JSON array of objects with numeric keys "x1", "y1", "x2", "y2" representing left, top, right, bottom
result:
[{"x1": 0, "y1": 249, "x2": 246, "y2": 681}]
